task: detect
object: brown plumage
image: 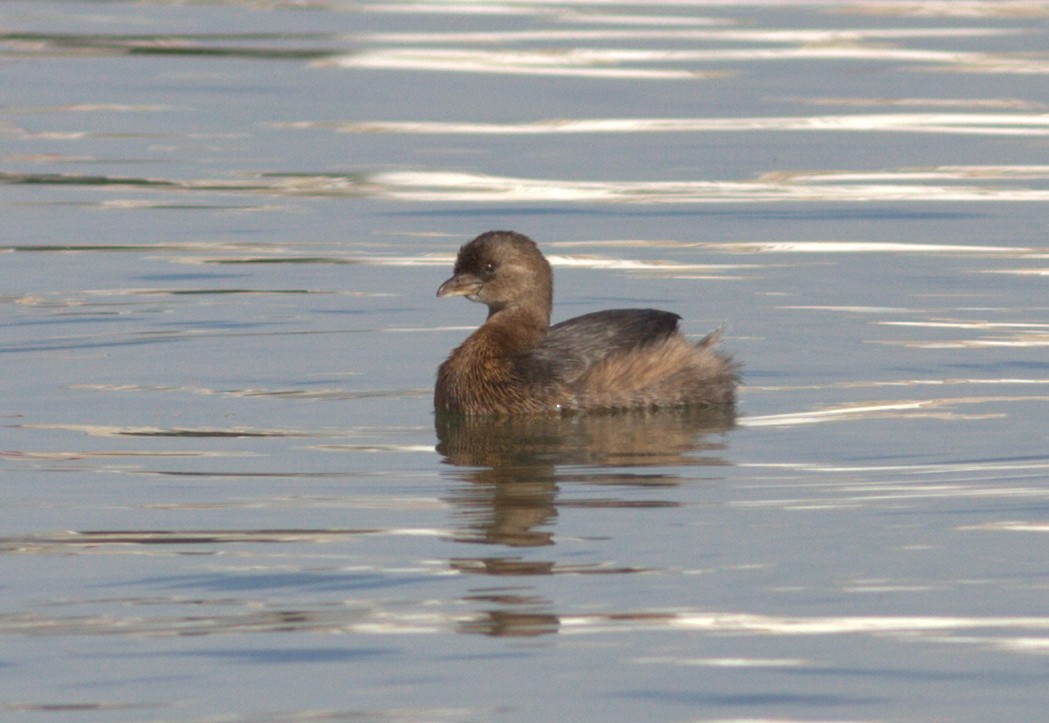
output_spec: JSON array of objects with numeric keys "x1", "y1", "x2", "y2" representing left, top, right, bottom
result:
[{"x1": 435, "y1": 231, "x2": 738, "y2": 416}]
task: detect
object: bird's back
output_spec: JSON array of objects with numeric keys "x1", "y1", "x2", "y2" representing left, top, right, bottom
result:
[{"x1": 520, "y1": 309, "x2": 681, "y2": 386}]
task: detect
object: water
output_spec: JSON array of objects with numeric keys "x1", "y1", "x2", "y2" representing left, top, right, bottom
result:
[{"x1": 3, "y1": 0, "x2": 1049, "y2": 719}]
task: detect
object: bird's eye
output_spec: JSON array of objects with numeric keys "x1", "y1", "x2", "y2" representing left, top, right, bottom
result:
[{"x1": 482, "y1": 262, "x2": 496, "y2": 275}]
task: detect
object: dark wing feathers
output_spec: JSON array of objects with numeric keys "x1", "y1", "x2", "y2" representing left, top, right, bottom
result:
[{"x1": 517, "y1": 309, "x2": 681, "y2": 385}]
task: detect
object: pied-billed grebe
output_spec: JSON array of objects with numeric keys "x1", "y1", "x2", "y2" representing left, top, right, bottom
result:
[{"x1": 435, "y1": 231, "x2": 738, "y2": 416}]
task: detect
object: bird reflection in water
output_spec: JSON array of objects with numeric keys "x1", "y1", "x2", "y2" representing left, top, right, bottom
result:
[
  {"x1": 436, "y1": 407, "x2": 734, "y2": 636},
  {"x1": 437, "y1": 406, "x2": 735, "y2": 546}
]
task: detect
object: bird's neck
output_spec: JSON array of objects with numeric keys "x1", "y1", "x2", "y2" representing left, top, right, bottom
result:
[{"x1": 482, "y1": 303, "x2": 550, "y2": 356}]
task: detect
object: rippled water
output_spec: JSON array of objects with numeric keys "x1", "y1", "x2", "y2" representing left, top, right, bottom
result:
[{"x1": 3, "y1": 1, "x2": 1049, "y2": 720}]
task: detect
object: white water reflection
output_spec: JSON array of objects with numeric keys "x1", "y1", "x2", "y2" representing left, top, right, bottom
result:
[
  {"x1": 8, "y1": 166, "x2": 1049, "y2": 203},
  {"x1": 324, "y1": 49, "x2": 721, "y2": 79},
  {"x1": 836, "y1": 1, "x2": 1049, "y2": 18},
  {"x1": 741, "y1": 391, "x2": 1049, "y2": 426},
  {"x1": 355, "y1": 27, "x2": 1016, "y2": 44},
  {"x1": 369, "y1": 168, "x2": 1049, "y2": 203},
  {"x1": 295, "y1": 113, "x2": 1049, "y2": 136},
  {"x1": 711, "y1": 240, "x2": 1037, "y2": 254},
  {"x1": 964, "y1": 521, "x2": 1049, "y2": 532},
  {"x1": 984, "y1": 268, "x2": 1049, "y2": 275},
  {"x1": 7, "y1": 601, "x2": 1049, "y2": 651},
  {"x1": 361, "y1": 0, "x2": 1049, "y2": 19},
  {"x1": 324, "y1": 44, "x2": 1049, "y2": 76}
]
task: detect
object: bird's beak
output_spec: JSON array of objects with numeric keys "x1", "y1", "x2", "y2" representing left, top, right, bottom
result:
[{"x1": 437, "y1": 273, "x2": 482, "y2": 299}]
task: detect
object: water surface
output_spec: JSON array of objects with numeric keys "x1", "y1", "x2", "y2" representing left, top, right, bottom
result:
[{"x1": 3, "y1": 1, "x2": 1049, "y2": 720}]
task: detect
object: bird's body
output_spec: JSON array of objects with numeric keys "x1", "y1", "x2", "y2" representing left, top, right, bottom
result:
[{"x1": 435, "y1": 231, "x2": 738, "y2": 416}]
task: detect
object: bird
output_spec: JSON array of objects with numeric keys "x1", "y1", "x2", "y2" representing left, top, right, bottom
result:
[{"x1": 435, "y1": 230, "x2": 738, "y2": 416}]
